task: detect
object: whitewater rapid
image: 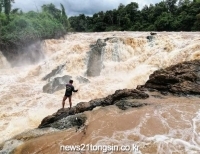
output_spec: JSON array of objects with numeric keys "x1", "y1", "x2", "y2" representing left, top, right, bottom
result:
[{"x1": 0, "y1": 32, "x2": 200, "y2": 149}]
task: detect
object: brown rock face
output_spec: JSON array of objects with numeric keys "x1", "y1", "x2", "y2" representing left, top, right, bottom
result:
[{"x1": 144, "y1": 60, "x2": 200, "y2": 95}]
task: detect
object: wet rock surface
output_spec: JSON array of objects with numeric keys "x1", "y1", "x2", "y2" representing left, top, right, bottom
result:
[
  {"x1": 43, "y1": 75, "x2": 71, "y2": 93},
  {"x1": 38, "y1": 89, "x2": 149, "y2": 128},
  {"x1": 86, "y1": 39, "x2": 106, "y2": 77},
  {"x1": 50, "y1": 114, "x2": 87, "y2": 130},
  {"x1": 115, "y1": 100, "x2": 149, "y2": 110},
  {"x1": 86, "y1": 37, "x2": 123, "y2": 76},
  {"x1": 146, "y1": 35, "x2": 155, "y2": 42},
  {"x1": 76, "y1": 76, "x2": 90, "y2": 83},
  {"x1": 143, "y1": 60, "x2": 200, "y2": 96},
  {"x1": 42, "y1": 64, "x2": 65, "y2": 80}
]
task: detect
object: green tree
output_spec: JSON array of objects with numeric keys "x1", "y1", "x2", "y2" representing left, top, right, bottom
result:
[
  {"x1": 178, "y1": 0, "x2": 192, "y2": 7},
  {"x1": 124, "y1": 2, "x2": 138, "y2": 22},
  {"x1": 104, "y1": 10, "x2": 113, "y2": 25},
  {"x1": 60, "y1": 3, "x2": 70, "y2": 30},
  {"x1": 42, "y1": 3, "x2": 61, "y2": 20},
  {"x1": 165, "y1": 0, "x2": 178, "y2": 14},
  {"x1": 0, "y1": 0, "x2": 3, "y2": 13},
  {"x1": 69, "y1": 14, "x2": 87, "y2": 32},
  {"x1": 4, "y1": 0, "x2": 14, "y2": 16},
  {"x1": 154, "y1": 1, "x2": 168, "y2": 17},
  {"x1": 0, "y1": 3, "x2": 68, "y2": 50},
  {"x1": 193, "y1": 0, "x2": 200, "y2": 2},
  {"x1": 10, "y1": 8, "x2": 20, "y2": 14},
  {"x1": 193, "y1": 13, "x2": 200, "y2": 30},
  {"x1": 155, "y1": 12, "x2": 174, "y2": 30}
]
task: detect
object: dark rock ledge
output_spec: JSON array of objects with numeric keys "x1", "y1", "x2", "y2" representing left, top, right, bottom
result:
[
  {"x1": 38, "y1": 89, "x2": 149, "y2": 128},
  {"x1": 138, "y1": 60, "x2": 200, "y2": 96}
]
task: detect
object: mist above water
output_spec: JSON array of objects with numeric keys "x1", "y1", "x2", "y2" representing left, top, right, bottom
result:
[{"x1": 1, "y1": 40, "x2": 45, "y2": 68}]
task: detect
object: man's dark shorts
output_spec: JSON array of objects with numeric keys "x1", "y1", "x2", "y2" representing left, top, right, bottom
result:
[{"x1": 65, "y1": 93, "x2": 72, "y2": 97}]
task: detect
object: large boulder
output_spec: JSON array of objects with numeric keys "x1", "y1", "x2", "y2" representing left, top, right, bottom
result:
[
  {"x1": 42, "y1": 64, "x2": 65, "y2": 80},
  {"x1": 50, "y1": 113, "x2": 87, "y2": 130},
  {"x1": 43, "y1": 75, "x2": 71, "y2": 94},
  {"x1": 76, "y1": 76, "x2": 90, "y2": 83},
  {"x1": 86, "y1": 39, "x2": 106, "y2": 77},
  {"x1": 115, "y1": 100, "x2": 149, "y2": 110},
  {"x1": 86, "y1": 37, "x2": 125, "y2": 77},
  {"x1": 143, "y1": 60, "x2": 200, "y2": 95}
]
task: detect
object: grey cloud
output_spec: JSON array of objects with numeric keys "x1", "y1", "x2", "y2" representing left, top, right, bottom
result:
[{"x1": 13, "y1": 0, "x2": 161, "y2": 16}]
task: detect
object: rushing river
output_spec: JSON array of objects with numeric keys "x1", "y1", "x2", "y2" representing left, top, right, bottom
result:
[{"x1": 0, "y1": 32, "x2": 200, "y2": 153}]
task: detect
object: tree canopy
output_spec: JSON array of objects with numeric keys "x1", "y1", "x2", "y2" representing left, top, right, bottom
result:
[
  {"x1": 0, "y1": 2, "x2": 69, "y2": 50},
  {"x1": 69, "y1": 0, "x2": 200, "y2": 32}
]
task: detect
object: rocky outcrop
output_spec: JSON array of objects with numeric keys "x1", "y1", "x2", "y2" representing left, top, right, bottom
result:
[
  {"x1": 86, "y1": 37, "x2": 126, "y2": 76},
  {"x1": 146, "y1": 36, "x2": 155, "y2": 42},
  {"x1": 43, "y1": 75, "x2": 71, "y2": 94},
  {"x1": 86, "y1": 39, "x2": 106, "y2": 77},
  {"x1": 76, "y1": 76, "x2": 90, "y2": 83},
  {"x1": 38, "y1": 89, "x2": 149, "y2": 128},
  {"x1": 115, "y1": 100, "x2": 149, "y2": 110},
  {"x1": 42, "y1": 64, "x2": 65, "y2": 80},
  {"x1": 43, "y1": 75, "x2": 89, "y2": 94},
  {"x1": 143, "y1": 60, "x2": 200, "y2": 95},
  {"x1": 50, "y1": 113, "x2": 87, "y2": 130}
]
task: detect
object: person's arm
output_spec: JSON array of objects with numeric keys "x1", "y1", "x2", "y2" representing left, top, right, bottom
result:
[{"x1": 72, "y1": 86, "x2": 78, "y2": 92}]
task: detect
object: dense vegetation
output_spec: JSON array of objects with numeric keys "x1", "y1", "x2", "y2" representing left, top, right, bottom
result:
[
  {"x1": 0, "y1": 1, "x2": 69, "y2": 50},
  {"x1": 69, "y1": 0, "x2": 200, "y2": 32}
]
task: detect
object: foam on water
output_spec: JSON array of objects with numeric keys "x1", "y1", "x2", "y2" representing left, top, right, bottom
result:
[{"x1": 86, "y1": 97, "x2": 200, "y2": 154}]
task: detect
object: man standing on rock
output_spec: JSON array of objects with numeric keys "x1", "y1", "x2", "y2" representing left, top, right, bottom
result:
[{"x1": 62, "y1": 80, "x2": 78, "y2": 109}]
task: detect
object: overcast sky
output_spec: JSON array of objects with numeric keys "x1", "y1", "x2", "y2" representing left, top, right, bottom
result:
[{"x1": 13, "y1": 0, "x2": 161, "y2": 16}]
